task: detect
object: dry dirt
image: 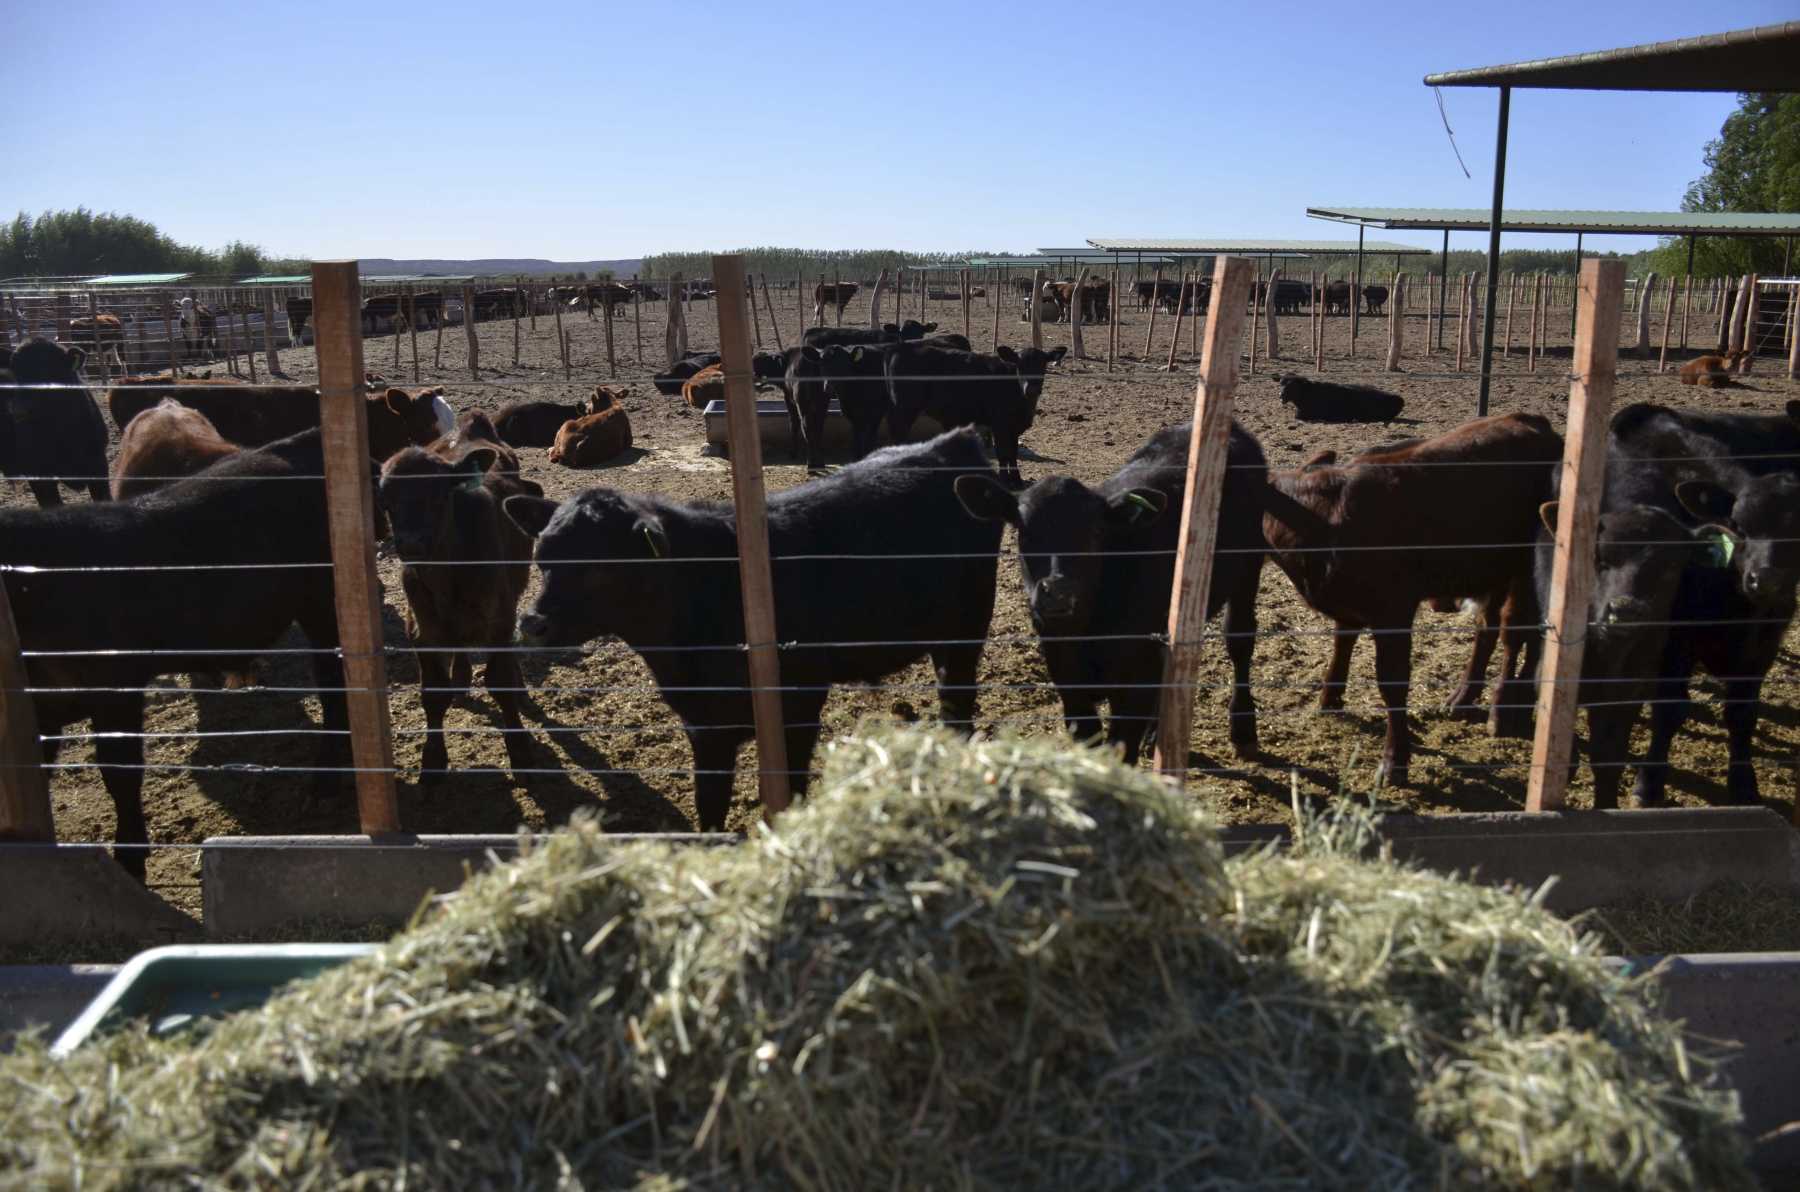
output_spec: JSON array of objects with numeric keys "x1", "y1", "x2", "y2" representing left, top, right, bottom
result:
[{"x1": 13, "y1": 281, "x2": 1799, "y2": 920}]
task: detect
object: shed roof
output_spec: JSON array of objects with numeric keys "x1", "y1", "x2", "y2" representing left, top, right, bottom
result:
[
  {"x1": 1086, "y1": 238, "x2": 1434, "y2": 256},
  {"x1": 1306, "y1": 207, "x2": 1800, "y2": 237},
  {"x1": 88, "y1": 272, "x2": 191, "y2": 286},
  {"x1": 1422, "y1": 21, "x2": 1800, "y2": 92}
]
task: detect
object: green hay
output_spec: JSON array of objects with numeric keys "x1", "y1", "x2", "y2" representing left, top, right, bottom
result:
[
  {"x1": 0, "y1": 729, "x2": 1750, "y2": 1189},
  {"x1": 1587, "y1": 881, "x2": 1800, "y2": 957}
]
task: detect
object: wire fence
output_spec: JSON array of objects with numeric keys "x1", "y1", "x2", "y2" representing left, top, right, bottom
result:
[{"x1": 2, "y1": 255, "x2": 1798, "y2": 900}]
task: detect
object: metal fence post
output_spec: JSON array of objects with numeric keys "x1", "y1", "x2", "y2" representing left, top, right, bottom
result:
[{"x1": 0, "y1": 578, "x2": 52, "y2": 842}]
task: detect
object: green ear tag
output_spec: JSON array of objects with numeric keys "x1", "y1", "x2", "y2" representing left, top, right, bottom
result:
[
  {"x1": 1707, "y1": 530, "x2": 1736, "y2": 569},
  {"x1": 642, "y1": 525, "x2": 664, "y2": 558},
  {"x1": 1124, "y1": 492, "x2": 1158, "y2": 522}
]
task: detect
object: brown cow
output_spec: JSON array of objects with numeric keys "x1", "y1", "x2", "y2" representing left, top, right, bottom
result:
[
  {"x1": 1260, "y1": 412, "x2": 1563, "y2": 785},
  {"x1": 378, "y1": 413, "x2": 541, "y2": 782},
  {"x1": 67, "y1": 313, "x2": 126, "y2": 370},
  {"x1": 111, "y1": 399, "x2": 237, "y2": 499},
  {"x1": 548, "y1": 387, "x2": 634, "y2": 466},
  {"x1": 1677, "y1": 350, "x2": 1751, "y2": 387},
  {"x1": 812, "y1": 281, "x2": 860, "y2": 322},
  {"x1": 680, "y1": 363, "x2": 725, "y2": 410}
]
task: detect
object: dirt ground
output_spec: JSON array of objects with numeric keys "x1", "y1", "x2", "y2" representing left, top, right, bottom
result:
[{"x1": 13, "y1": 280, "x2": 1799, "y2": 919}]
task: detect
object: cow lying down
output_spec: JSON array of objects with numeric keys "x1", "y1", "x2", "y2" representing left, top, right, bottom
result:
[{"x1": 1273, "y1": 373, "x2": 1405, "y2": 423}]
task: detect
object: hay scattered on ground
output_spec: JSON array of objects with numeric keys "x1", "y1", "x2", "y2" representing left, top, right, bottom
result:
[
  {"x1": 0, "y1": 728, "x2": 1751, "y2": 1189},
  {"x1": 1587, "y1": 881, "x2": 1800, "y2": 957}
]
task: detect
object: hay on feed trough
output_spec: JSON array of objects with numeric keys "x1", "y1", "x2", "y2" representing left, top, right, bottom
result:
[{"x1": 0, "y1": 728, "x2": 1750, "y2": 1190}]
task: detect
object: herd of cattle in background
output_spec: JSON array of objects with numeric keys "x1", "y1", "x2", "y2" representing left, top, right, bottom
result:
[{"x1": 0, "y1": 267, "x2": 1796, "y2": 874}]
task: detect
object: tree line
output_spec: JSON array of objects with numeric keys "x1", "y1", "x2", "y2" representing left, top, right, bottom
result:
[{"x1": 0, "y1": 209, "x2": 307, "y2": 280}]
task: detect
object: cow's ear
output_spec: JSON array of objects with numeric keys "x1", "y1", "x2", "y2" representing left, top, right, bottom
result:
[
  {"x1": 634, "y1": 515, "x2": 671, "y2": 559},
  {"x1": 994, "y1": 345, "x2": 1019, "y2": 364},
  {"x1": 1538, "y1": 501, "x2": 1561, "y2": 534},
  {"x1": 801, "y1": 346, "x2": 822, "y2": 362},
  {"x1": 953, "y1": 474, "x2": 1020, "y2": 524},
  {"x1": 849, "y1": 346, "x2": 865, "y2": 364},
  {"x1": 383, "y1": 387, "x2": 414, "y2": 415},
  {"x1": 1302, "y1": 449, "x2": 1338, "y2": 470},
  {"x1": 1676, "y1": 480, "x2": 1736, "y2": 523},
  {"x1": 64, "y1": 345, "x2": 86, "y2": 370},
  {"x1": 1045, "y1": 346, "x2": 1068, "y2": 366},
  {"x1": 503, "y1": 494, "x2": 558, "y2": 538},
  {"x1": 461, "y1": 448, "x2": 497, "y2": 480},
  {"x1": 1106, "y1": 487, "x2": 1167, "y2": 527},
  {"x1": 923, "y1": 322, "x2": 937, "y2": 333},
  {"x1": 881, "y1": 323, "x2": 898, "y2": 333}
]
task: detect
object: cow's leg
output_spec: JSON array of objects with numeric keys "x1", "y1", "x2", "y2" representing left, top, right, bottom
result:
[
  {"x1": 27, "y1": 480, "x2": 63, "y2": 508},
  {"x1": 1223, "y1": 570, "x2": 1262, "y2": 757},
  {"x1": 1720, "y1": 674, "x2": 1766, "y2": 805},
  {"x1": 1319, "y1": 623, "x2": 1358, "y2": 710},
  {"x1": 1372, "y1": 620, "x2": 1415, "y2": 787},
  {"x1": 687, "y1": 725, "x2": 744, "y2": 832},
  {"x1": 803, "y1": 390, "x2": 830, "y2": 470},
  {"x1": 1446, "y1": 592, "x2": 1499, "y2": 714},
  {"x1": 485, "y1": 649, "x2": 536, "y2": 778},
  {"x1": 996, "y1": 433, "x2": 1023, "y2": 488},
  {"x1": 1042, "y1": 639, "x2": 1101, "y2": 747},
  {"x1": 1488, "y1": 580, "x2": 1538, "y2": 739},
  {"x1": 933, "y1": 641, "x2": 985, "y2": 731},
  {"x1": 417, "y1": 645, "x2": 454, "y2": 785},
  {"x1": 1584, "y1": 701, "x2": 1636, "y2": 810},
  {"x1": 782, "y1": 698, "x2": 828, "y2": 797},
  {"x1": 92, "y1": 694, "x2": 149, "y2": 884},
  {"x1": 1631, "y1": 664, "x2": 1693, "y2": 807}
]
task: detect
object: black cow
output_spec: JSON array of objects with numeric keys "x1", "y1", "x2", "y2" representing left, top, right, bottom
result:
[
  {"x1": 506, "y1": 429, "x2": 1005, "y2": 830},
  {"x1": 801, "y1": 320, "x2": 938, "y2": 349},
  {"x1": 1323, "y1": 281, "x2": 1352, "y2": 315},
  {"x1": 286, "y1": 296, "x2": 313, "y2": 340},
  {"x1": 1586, "y1": 401, "x2": 1800, "y2": 807},
  {"x1": 805, "y1": 334, "x2": 975, "y2": 469},
  {"x1": 885, "y1": 343, "x2": 1066, "y2": 486},
  {"x1": 1, "y1": 430, "x2": 359, "y2": 882},
  {"x1": 1361, "y1": 285, "x2": 1390, "y2": 316},
  {"x1": 0, "y1": 339, "x2": 110, "y2": 506},
  {"x1": 1273, "y1": 373, "x2": 1405, "y2": 423},
  {"x1": 956, "y1": 421, "x2": 1268, "y2": 760},
  {"x1": 493, "y1": 398, "x2": 592, "y2": 448},
  {"x1": 653, "y1": 351, "x2": 723, "y2": 396}
]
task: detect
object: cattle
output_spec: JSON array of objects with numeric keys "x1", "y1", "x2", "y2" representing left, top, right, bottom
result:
[
  {"x1": 106, "y1": 377, "x2": 452, "y2": 458},
  {"x1": 286, "y1": 296, "x2": 313, "y2": 340},
  {"x1": 1532, "y1": 498, "x2": 1725, "y2": 809},
  {"x1": 396, "y1": 291, "x2": 442, "y2": 330},
  {"x1": 815, "y1": 344, "x2": 892, "y2": 466},
  {"x1": 176, "y1": 297, "x2": 218, "y2": 359},
  {"x1": 0, "y1": 339, "x2": 110, "y2": 506},
  {"x1": 110, "y1": 398, "x2": 237, "y2": 499},
  {"x1": 812, "y1": 281, "x2": 860, "y2": 322},
  {"x1": 574, "y1": 281, "x2": 633, "y2": 316},
  {"x1": 67, "y1": 312, "x2": 126, "y2": 370},
  {"x1": 1, "y1": 429, "x2": 360, "y2": 882},
  {"x1": 1361, "y1": 285, "x2": 1390, "y2": 316},
  {"x1": 885, "y1": 343, "x2": 1066, "y2": 487},
  {"x1": 1585, "y1": 401, "x2": 1800, "y2": 807},
  {"x1": 632, "y1": 282, "x2": 664, "y2": 301},
  {"x1": 492, "y1": 397, "x2": 592, "y2": 447},
  {"x1": 1023, "y1": 289, "x2": 1061, "y2": 325},
  {"x1": 379, "y1": 414, "x2": 541, "y2": 783},
  {"x1": 471, "y1": 289, "x2": 520, "y2": 321},
  {"x1": 802, "y1": 320, "x2": 938, "y2": 349},
  {"x1": 1045, "y1": 282, "x2": 1109, "y2": 323},
  {"x1": 548, "y1": 386, "x2": 634, "y2": 466},
  {"x1": 956, "y1": 421, "x2": 1268, "y2": 760},
  {"x1": 1272, "y1": 373, "x2": 1406, "y2": 423},
  {"x1": 1323, "y1": 280, "x2": 1353, "y2": 315},
  {"x1": 1677, "y1": 350, "x2": 1751, "y2": 387},
  {"x1": 1134, "y1": 280, "x2": 1181, "y2": 311},
  {"x1": 680, "y1": 364, "x2": 725, "y2": 411},
  {"x1": 653, "y1": 351, "x2": 723, "y2": 396},
  {"x1": 361, "y1": 294, "x2": 403, "y2": 335},
  {"x1": 1260, "y1": 413, "x2": 1563, "y2": 785},
  {"x1": 506, "y1": 428, "x2": 1005, "y2": 830},
  {"x1": 1271, "y1": 280, "x2": 1312, "y2": 316}
]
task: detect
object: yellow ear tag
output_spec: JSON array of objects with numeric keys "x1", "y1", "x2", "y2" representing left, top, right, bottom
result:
[
  {"x1": 1706, "y1": 530, "x2": 1736, "y2": 569},
  {"x1": 1124, "y1": 492, "x2": 1159, "y2": 521}
]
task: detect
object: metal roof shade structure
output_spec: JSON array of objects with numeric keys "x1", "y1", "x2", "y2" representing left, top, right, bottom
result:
[
  {"x1": 86, "y1": 273, "x2": 192, "y2": 286},
  {"x1": 238, "y1": 273, "x2": 477, "y2": 286},
  {"x1": 1087, "y1": 237, "x2": 1432, "y2": 255},
  {"x1": 1418, "y1": 20, "x2": 1800, "y2": 412},
  {"x1": 1307, "y1": 208, "x2": 1800, "y2": 237}
]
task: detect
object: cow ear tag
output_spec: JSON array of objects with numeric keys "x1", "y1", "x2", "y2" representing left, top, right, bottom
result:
[
  {"x1": 641, "y1": 525, "x2": 664, "y2": 558},
  {"x1": 1705, "y1": 529, "x2": 1736, "y2": 569},
  {"x1": 1124, "y1": 492, "x2": 1159, "y2": 522}
]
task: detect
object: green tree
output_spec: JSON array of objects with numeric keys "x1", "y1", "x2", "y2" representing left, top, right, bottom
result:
[
  {"x1": 1649, "y1": 92, "x2": 1800, "y2": 277},
  {"x1": 0, "y1": 208, "x2": 308, "y2": 279}
]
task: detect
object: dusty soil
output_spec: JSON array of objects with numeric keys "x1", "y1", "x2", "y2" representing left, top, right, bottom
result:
[{"x1": 13, "y1": 281, "x2": 1798, "y2": 919}]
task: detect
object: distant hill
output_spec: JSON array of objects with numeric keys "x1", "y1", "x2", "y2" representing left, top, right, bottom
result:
[{"x1": 358, "y1": 257, "x2": 643, "y2": 279}]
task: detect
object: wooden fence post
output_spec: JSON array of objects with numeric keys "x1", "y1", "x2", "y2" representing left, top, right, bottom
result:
[
  {"x1": 1265, "y1": 268, "x2": 1281, "y2": 361},
  {"x1": 0, "y1": 576, "x2": 52, "y2": 842},
  {"x1": 260, "y1": 288, "x2": 281, "y2": 377},
  {"x1": 1658, "y1": 275, "x2": 1677, "y2": 373},
  {"x1": 433, "y1": 289, "x2": 445, "y2": 369},
  {"x1": 1729, "y1": 274, "x2": 1757, "y2": 370},
  {"x1": 991, "y1": 269, "x2": 1002, "y2": 351},
  {"x1": 393, "y1": 287, "x2": 405, "y2": 372},
  {"x1": 1107, "y1": 266, "x2": 1118, "y2": 372},
  {"x1": 1030, "y1": 268, "x2": 1044, "y2": 351},
  {"x1": 711, "y1": 254, "x2": 791, "y2": 820},
  {"x1": 1385, "y1": 273, "x2": 1406, "y2": 371},
  {"x1": 1503, "y1": 271, "x2": 1517, "y2": 356},
  {"x1": 462, "y1": 284, "x2": 480, "y2": 380},
  {"x1": 748, "y1": 274, "x2": 764, "y2": 348},
  {"x1": 1455, "y1": 275, "x2": 1470, "y2": 373},
  {"x1": 161, "y1": 291, "x2": 182, "y2": 377},
  {"x1": 666, "y1": 273, "x2": 689, "y2": 364},
  {"x1": 1716, "y1": 275, "x2": 1736, "y2": 352},
  {"x1": 309, "y1": 261, "x2": 400, "y2": 834},
  {"x1": 869, "y1": 268, "x2": 888, "y2": 329},
  {"x1": 1635, "y1": 271, "x2": 1658, "y2": 357},
  {"x1": 408, "y1": 285, "x2": 420, "y2": 382},
  {"x1": 1247, "y1": 273, "x2": 1260, "y2": 374},
  {"x1": 218, "y1": 295, "x2": 240, "y2": 379},
  {"x1": 760, "y1": 275, "x2": 783, "y2": 353},
  {"x1": 604, "y1": 297, "x2": 616, "y2": 378},
  {"x1": 1153, "y1": 255, "x2": 1254, "y2": 778},
  {"x1": 1789, "y1": 285, "x2": 1799, "y2": 381},
  {"x1": 960, "y1": 268, "x2": 971, "y2": 342},
  {"x1": 1166, "y1": 272, "x2": 1189, "y2": 371},
  {"x1": 1141, "y1": 264, "x2": 1162, "y2": 358},
  {"x1": 512, "y1": 276, "x2": 522, "y2": 366},
  {"x1": 1526, "y1": 258, "x2": 1625, "y2": 812}
]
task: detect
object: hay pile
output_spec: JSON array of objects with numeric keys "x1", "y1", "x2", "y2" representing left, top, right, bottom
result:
[{"x1": 0, "y1": 729, "x2": 1749, "y2": 1189}]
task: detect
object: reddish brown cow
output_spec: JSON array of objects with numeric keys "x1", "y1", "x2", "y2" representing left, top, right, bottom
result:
[
  {"x1": 1260, "y1": 412, "x2": 1563, "y2": 785},
  {"x1": 548, "y1": 387, "x2": 634, "y2": 466},
  {"x1": 812, "y1": 281, "x2": 860, "y2": 322},
  {"x1": 68, "y1": 313, "x2": 126, "y2": 369},
  {"x1": 111, "y1": 399, "x2": 237, "y2": 499},
  {"x1": 1677, "y1": 350, "x2": 1751, "y2": 387},
  {"x1": 680, "y1": 363, "x2": 725, "y2": 410}
]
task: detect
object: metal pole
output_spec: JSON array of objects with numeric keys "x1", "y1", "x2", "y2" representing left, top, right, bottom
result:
[
  {"x1": 1350, "y1": 224, "x2": 1364, "y2": 352},
  {"x1": 1477, "y1": 85, "x2": 1510, "y2": 417},
  {"x1": 1570, "y1": 232, "x2": 1583, "y2": 339},
  {"x1": 1436, "y1": 229, "x2": 1449, "y2": 349}
]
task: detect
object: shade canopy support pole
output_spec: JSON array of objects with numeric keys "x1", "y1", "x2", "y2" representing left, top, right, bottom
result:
[
  {"x1": 1437, "y1": 229, "x2": 1449, "y2": 349},
  {"x1": 1477, "y1": 85, "x2": 1510, "y2": 417}
]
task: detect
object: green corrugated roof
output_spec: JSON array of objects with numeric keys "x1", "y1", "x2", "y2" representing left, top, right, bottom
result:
[
  {"x1": 1086, "y1": 238, "x2": 1434, "y2": 255},
  {"x1": 1306, "y1": 207, "x2": 1800, "y2": 236},
  {"x1": 88, "y1": 272, "x2": 190, "y2": 285},
  {"x1": 1423, "y1": 21, "x2": 1800, "y2": 92},
  {"x1": 238, "y1": 274, "x2": 310, "y2": 284}
]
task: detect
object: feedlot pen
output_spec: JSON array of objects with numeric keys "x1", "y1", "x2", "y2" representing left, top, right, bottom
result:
[{"x1": 2, "y1": 263, "x2": 1798, "y2": 922}]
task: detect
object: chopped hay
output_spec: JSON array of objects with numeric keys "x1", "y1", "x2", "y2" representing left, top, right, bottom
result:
[
  {"x1": 0, "y1": 729, "x2": 1750, "y2": 1189},
  {"x1": 1586, "y1": 881, "x2": 1800, "y2": 957}
]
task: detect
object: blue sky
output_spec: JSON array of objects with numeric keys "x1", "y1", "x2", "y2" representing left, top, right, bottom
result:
[{"x1": 8, "y1": 0, "x2": 1787, "y2": 260}]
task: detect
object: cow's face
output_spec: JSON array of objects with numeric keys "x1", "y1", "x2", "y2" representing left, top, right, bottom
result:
[
  {"x1": 1678, "y1": 475, "x2": 1800, "y2": 609},
  {"x1": 956, "y1": 473, "x2": 1167, "y2": 631},
  {"x1": 1558, "y1": 503, "x2": 1714, "y2": 693},
  {"x1": 6, "y1": 338, "x2": 84, "y2": 384},
  {"x1": 509, "y1": 490, "x2": 672, "y2": 647},
  {"x1": 379, "y1": 447, "x2": 494, "y2": 561},
  {"x1": 997, "y1": 345, "x2": 1067, "y2": 423}
]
